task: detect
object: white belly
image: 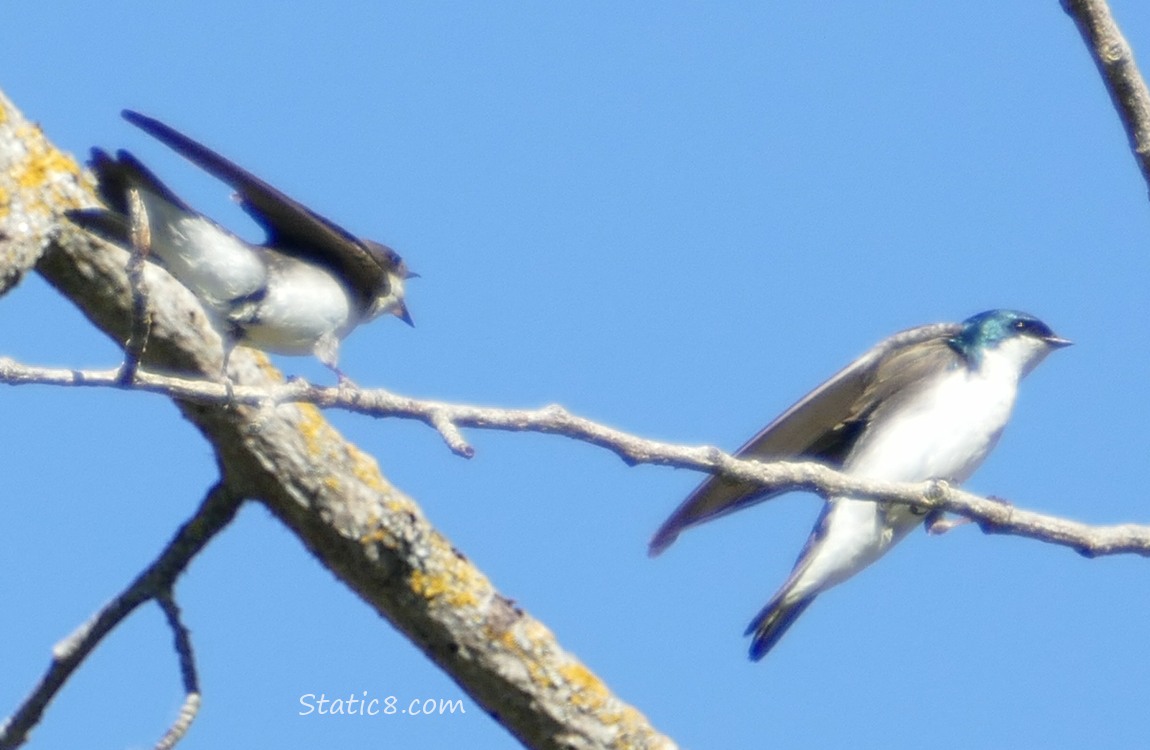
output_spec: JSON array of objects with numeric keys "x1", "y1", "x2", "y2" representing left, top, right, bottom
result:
[
  {"x1": 138, "y1": 191, "x2": 356, "y2": 356},
  {"x1": 234, "y1": 257, "x2": 356, "y2": 355},
  {"x1": 141, "y1": 193, "x2": 268, "y2": 310},
  {"x1": 788, "y1": 353, "x2": 1024, "y2": 599}
]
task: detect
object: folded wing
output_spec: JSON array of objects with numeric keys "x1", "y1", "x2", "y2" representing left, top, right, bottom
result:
[{"x1": 648, "y1": 322, "x2": 962, "y2": 556}]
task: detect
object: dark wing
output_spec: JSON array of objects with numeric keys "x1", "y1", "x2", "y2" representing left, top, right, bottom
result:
[
  {"x1": 648, "y1": 322, "x2": 962, "y2": 556},
  {"x1": 121, "y1": 109, "x2": 389, "y2": 313}
]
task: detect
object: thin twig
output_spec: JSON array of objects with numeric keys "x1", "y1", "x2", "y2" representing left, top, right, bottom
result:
[
  {"x1": 154, "y1": 694, "x2": 201, "y2": 750},
  {"x1": 0, "y1": 484, "x2": 241, "y2": 750},
  {"x1": 430, "y1": 408, "x2": 475, "y2": 457},
  {"x1": 119, "y1": 186, "x2": 154, "y2": 384},
  {"x1": 0, "y1": 358, "x2": 1146, "y2": 560},
  {"x1": 153, "y1": 592, "x2": 201, "y2": 750}
]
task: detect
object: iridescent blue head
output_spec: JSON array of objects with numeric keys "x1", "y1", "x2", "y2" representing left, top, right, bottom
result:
[{"x1": 949, "y1": 309, "x2": 1072, "y2": 368}]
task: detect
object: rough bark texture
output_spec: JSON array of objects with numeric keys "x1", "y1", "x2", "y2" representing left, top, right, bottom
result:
[
  {"x1": 3, "y1": 91, "x2": 676, "y2": 750},
  {"x1": 0, "y1": 91, "x2": 89, "y2": 294}
]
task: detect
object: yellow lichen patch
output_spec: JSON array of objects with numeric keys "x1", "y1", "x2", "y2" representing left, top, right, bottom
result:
[
  {"x1": 251, "y1": 351, "x2": 282, "y2": 380},
  {"x1": 612, "y1": 706, "x2": 650, "y2": 731},
  {"x1": 409, "y1": 556, "x2": 487, "y2": 610},
  {"x1": 409, "y1": 569, "x2": 449, "y2": 599},
  {"x1": 296, "y1": 402, "x2": 334, "y2": 450},
  {"x1": 496, "y1": 619, "x2": 556, "y2": 679},
  {"x1": 295, "y1": 402, "x2": 382, "y2": 486},
  {"x1": 384, "y1": 496, "x2": 414, "y2": 515},
  {"x1": 524, "y1": 658, "x2": 549, "y2": 691},
  {"x1": 298, "y1": 405, "x2": 349, "y2": 459},
  {"x1": 11, "y1": 125, "x2": 84, "y2": 206},
  {"x1": 359, "y1": 524, "x2": 397, "y2": 550},
  {"x1": 285, "y1": 384, "x2": 408, "y2": 502},
  {"x1": 347, "y1": 443, "x2": 387, "y2": 492},
  {"x1": 559, "y1": 662, "x2": 611, "y2": 710},
  {"x1": 520, "y1": 618, "x2": 555, "y2": 644},
  {"x1": 497, "y1": 627, "x2": 523, "y2": 651},
  {"x1": 491, "y1": 620, "x2": 664, "y2": 744},
  {"x1": 290, "y1": 404, "x2": 356, "y2": 498},
  {"x1": 16, "y1": 143, "x2": 78, "y2": 188},
  {"x1": 494, "y1": 625, "x2": 529, "y2": 657}
]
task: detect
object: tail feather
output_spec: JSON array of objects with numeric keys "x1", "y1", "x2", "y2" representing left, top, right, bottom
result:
[
  {"x1": 745, "y1": 594, "x2": 817, "y2": 661},
  {"x1": 88, "y1": 148, "x2": 130, "y2": 213},
  {"x1": 68, "y1": 147, "x2": 193, "y2": 252},
  {"x1": 64, "y1": 208, "x2": 130, "y2": 246},
  {"x1": 85, "y1": 147, "x2": 189, "y2": 215}
]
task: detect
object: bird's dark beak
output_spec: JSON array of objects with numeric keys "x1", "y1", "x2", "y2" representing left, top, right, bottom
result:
[
  {"x1": 1044, "y1": 335, "x2": 1073, "y2": 348},
  {"x1": 393, "y1": 301, "x2": 415, "y2": 327},
  {"x1": 404, "y1": 270, "x2": 421, "y2": 280}
]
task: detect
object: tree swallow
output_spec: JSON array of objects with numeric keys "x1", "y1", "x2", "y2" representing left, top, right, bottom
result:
[
  {"x1": 66, "y1": 110, "x2": 414, "y2": 378},
  {"x1": 649, "y1": 310, "x2": 1071, "y2": 660}
]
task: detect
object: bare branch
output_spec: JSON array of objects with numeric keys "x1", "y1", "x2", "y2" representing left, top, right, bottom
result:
[
  {"x1": 153, "y1": 694, "x2": 200, "y2": 750},
  {"x1": 1063, "y1": 0, "x2": 1150, "y2": 194},
  {"x1": 120, "y1": 185, "x2": 155, "y2": 384},
  {"x1": 0, "y1": 484, "x2": 241, "y2": 750},
  {"x1": 430, "y1": 407, "x2": 476, "y2": 457},
  {"x1": 154, "y1": 592, "x2": 201, "y2": 750},
  {"x1": 0, "y1": 358, "x2": 1147, "y2": 560}
]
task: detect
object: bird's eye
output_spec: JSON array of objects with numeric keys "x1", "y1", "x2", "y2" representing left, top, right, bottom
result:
[{"x1": 1012, "y1": 318, "x2": 1054, "y2": 338}]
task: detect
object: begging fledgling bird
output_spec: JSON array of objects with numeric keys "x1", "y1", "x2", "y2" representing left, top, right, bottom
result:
[
  {"x1": 66, "y1": 109, "x2": 415, "y2": 379},
  {"x1": 649, "y1": 309, "x2": 1070, "y2": 660}
]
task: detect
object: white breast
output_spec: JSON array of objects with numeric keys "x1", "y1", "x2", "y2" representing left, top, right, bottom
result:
[
  {"x1": 235, "y1": 255, "x2": 356, "y2": 355},
  {"x1": 783, "y1": 336, "x2": 1053, "y2": 600},
  {"x1": 845, "y1": 349, "x2": 1026, "y2": 484},
  {"x1": 138, "y1": 190, "x2": 357, "y2": 355}
]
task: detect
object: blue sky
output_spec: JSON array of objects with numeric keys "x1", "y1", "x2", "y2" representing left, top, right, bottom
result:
[{"x1": 3, "y1": 3, "x2": 1149, "y2": 748}]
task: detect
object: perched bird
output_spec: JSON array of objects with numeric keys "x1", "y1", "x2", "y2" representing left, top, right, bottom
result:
[
  {"x1": 67, "y1": 109, "x2": 414, "y2": 379},
  {"x1": 649, "y1": 310, "x2": 1070, "y2": 660}
]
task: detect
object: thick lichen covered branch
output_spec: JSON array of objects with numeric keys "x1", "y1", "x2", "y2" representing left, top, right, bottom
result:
[{"x1": 1, "y1": 92, "x2": 677, "y2": 750}]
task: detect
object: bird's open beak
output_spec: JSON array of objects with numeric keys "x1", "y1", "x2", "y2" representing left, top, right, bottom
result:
[{"x1": 393, "y1": 301, "x2": 415, "y2": 327}]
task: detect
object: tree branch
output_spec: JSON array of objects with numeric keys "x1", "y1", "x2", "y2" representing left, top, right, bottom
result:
[
  {"x1": 10, "y1": 17, "x2": 1150, "y2": 736},
  {"x1": 154, "y1": 592, "x2": 202, "y2": 750},
  {"x1": 1063, "y1": 0, "x2": 1150, "y2": 195},
  {"x1": 0, "y1": 90, "x2": 88, "y2": 295},
  {"x1": 2, "y1": 91, "x2": 677, "y2": 750},
  {"x1": 0, "y1": 483, "x2": 240, "y2": 750},
  {"x1": 1, "y1": 357, "x2": 1147, "y2": 560}
]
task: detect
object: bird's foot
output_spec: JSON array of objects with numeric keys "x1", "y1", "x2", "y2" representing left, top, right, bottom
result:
[
  {"x1": 327, "y1": 364, "x2": 357, "y2": 390},
  {"x1": 220, "y1": 375, "x2": 237, "y2": 406},
  {"x1": 115, "y1": 359, "x2": 140, "y2": 386},
  {"x1": 925, "y1": 512, "x2": 971, "y2": 535}
]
